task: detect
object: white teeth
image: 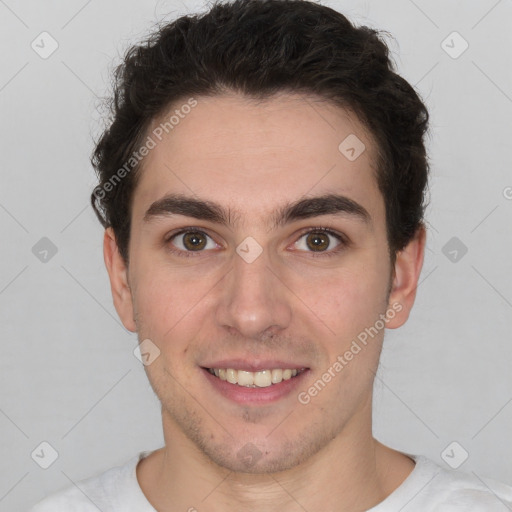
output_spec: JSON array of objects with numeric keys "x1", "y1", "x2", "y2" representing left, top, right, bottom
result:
[
  {"x1": 271, "y1": 369, "x2": 283, "y2": 383},
  {"x1": 226, "y1": 368, "x2": 237, "y2": 384},
  {"x1": 237, "y1": 370, "x2": 254, "y2": 386},
  {"x1": 208, "y1": 367, "x2": 304, "y2": 387},
  {"x1": 254, "y1": 370, "x2": 272, "y2": 387}
]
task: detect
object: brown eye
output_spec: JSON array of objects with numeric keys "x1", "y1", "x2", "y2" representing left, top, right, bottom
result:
[
  {"x1": 169, "y1": 230, "x2": 216, "y2": 252},
  {"x1": 183, "y1": 232, "x2": 206, "y2": 250},
  {"x1": 294, "y1": 229, "x2": 344, "y2": 255},
  {"x1": 305, "y1": 232, "x2": 330, "y2": 251}
]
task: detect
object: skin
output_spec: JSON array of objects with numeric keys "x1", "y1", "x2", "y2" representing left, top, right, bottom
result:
[{"x1": 104, "y1": 92, "x2": 426, "y2": 511}]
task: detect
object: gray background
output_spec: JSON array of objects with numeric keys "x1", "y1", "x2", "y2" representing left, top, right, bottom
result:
[{"x1": 1, "y1": 0, "x2": 511, "y2": 510}]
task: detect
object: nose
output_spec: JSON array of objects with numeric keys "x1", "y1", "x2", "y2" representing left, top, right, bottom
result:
[{"x1": 214, "y1": 244, "x2": 293, "y2": 340}]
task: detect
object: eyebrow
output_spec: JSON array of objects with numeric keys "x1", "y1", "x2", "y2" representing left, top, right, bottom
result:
[{"x1": 143, "y1": 193, "x2": 372, "y2": 229}]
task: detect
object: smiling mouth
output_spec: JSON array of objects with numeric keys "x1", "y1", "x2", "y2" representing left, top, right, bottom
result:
[{"x1": 205, "y1": 367, "x2": 307, "y2": 387}]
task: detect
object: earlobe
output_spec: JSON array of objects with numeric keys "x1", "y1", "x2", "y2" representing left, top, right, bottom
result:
[
  {"x1": 385, "y1": 225, "x2": 426, "y2": 329},
  {"x1": 103, "y1": 228, "x2": 137, "y2": 332}
]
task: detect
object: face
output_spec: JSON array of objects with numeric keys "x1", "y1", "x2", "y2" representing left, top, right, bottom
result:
[{"x1": 104, "y1": 92, "x2": 424, "y2": 473}]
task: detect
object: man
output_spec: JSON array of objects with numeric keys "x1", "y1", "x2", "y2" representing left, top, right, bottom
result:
[{"x1": 31, "y1": 0, "x2": 512, "y2": 510}]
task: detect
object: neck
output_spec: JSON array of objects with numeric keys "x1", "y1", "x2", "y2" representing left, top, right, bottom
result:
[{"x1": 137, "y1": 401, "x2": 415, "y2": 511}]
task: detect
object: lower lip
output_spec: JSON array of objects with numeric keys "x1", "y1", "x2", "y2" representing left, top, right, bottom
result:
[{"x1": 201, "y1": 368, "x2": 310, "y2": 404}]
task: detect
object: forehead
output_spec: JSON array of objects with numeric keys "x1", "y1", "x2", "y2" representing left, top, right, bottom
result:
[{"x1": 132, "y1": 92, "x2": 385, "y2": 228}]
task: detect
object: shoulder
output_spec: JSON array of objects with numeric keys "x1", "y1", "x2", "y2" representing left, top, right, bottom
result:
[
  {"x1": 413, "y1": 455, "x2": 512, "y2": 510},
  {"x1": 29, "y1": 453, "x2": 147, "y2": 512},
  {"x1": 29, "y1": 486, "x2": 97, "y2": 512}
]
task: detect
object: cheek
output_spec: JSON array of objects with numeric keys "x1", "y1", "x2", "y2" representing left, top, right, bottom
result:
[
  {"x1": 132, "y1": 273, "x2": 204, "y2": 391},
  {"x1": 305, "y1": 265, "x2": 388, "y2": 404},
  {"x1": 131, "y1": 265, "x2": 199, "y2": 346},
  {"x1": 297, "y1": 258, "x2": 389, "y2": 338}
]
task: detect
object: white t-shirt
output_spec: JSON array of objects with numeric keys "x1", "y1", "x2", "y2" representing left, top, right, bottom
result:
[{"x1": 29, "y1": 450, "x2": 512, "y2": 511}]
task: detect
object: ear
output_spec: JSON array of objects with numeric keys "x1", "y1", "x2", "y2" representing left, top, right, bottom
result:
[
  {"x1": 385, "y1": 224, "x2": 426, "y2": 329},
  {"x1": 103, "y1": 227, "x2": 137, "y2": 332}
]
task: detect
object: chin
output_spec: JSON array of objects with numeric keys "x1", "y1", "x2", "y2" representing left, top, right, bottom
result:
[
  {"x1": 160, "y1": 387, "x2": 346, "y2": 475},
  {"x1": 204, "y1": 443, "x2": 304, "y2": 474},
  {"x1": 193, "y1": 425, "x2": 336, "y2": 475}
]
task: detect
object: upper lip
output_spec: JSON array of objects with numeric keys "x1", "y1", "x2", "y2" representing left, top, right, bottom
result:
[{"x1": 201, "y1": 359, "x2": 310, "y2": 372}]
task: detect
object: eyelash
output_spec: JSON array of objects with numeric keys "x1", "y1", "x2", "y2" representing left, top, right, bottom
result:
[{"x1": 164, "y1": 226, "x2": 348, "y2": 259}]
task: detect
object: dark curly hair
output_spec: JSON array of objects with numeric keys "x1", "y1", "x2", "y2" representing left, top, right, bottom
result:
[{"x1": 91, "y1": 0, "x2": 430, "y2": 266}]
